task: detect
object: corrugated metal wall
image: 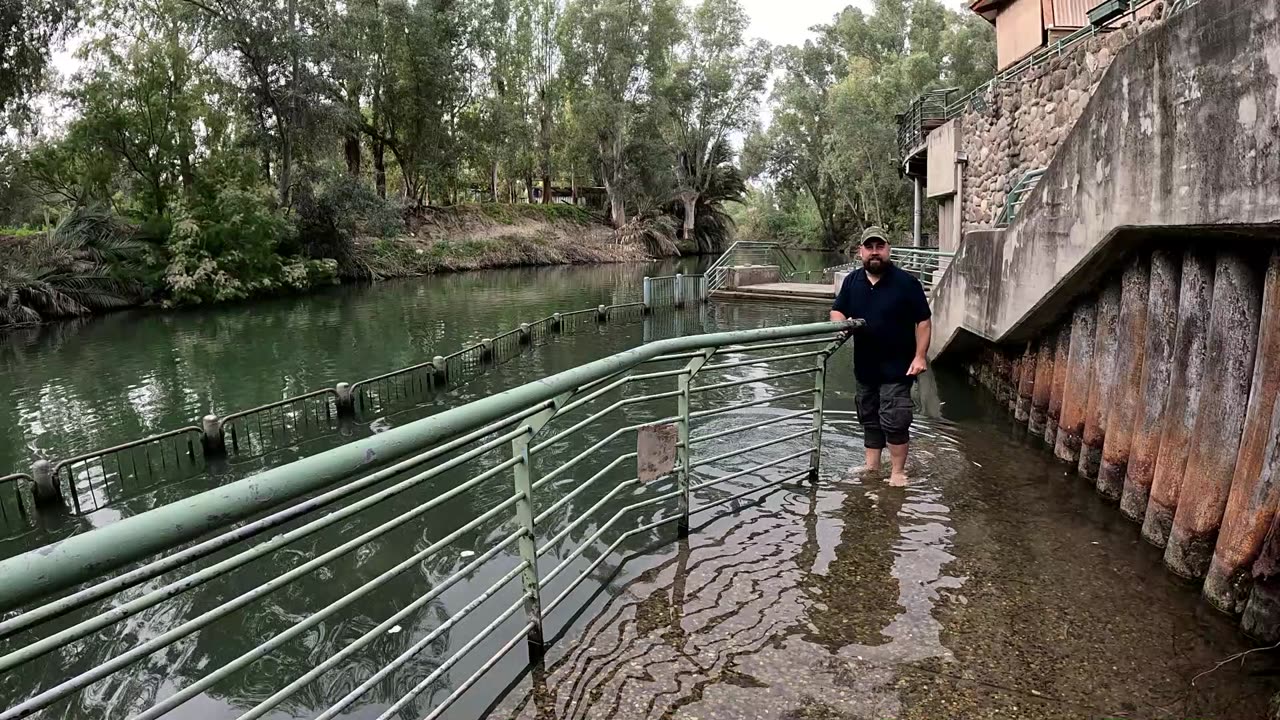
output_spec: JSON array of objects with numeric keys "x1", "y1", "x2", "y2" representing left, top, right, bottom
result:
[{"x1": 1051, "y1": 0, "x2": 1090, "y2": 28}]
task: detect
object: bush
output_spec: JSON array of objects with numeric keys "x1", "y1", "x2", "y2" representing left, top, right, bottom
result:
[
  {"x1": 161, "y1": 186, "x2": 337, "y2": 306},
  {"x1": 0, "y1": 207, "x2": 145, "y2": 326},
  {"x1": 295, "y1": 176, "x2": 406, "y2": 277}
]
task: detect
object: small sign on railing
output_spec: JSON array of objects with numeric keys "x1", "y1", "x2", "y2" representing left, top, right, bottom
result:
[{"x1": 637, "y1": 423, "x2": 678, "y2": 485}]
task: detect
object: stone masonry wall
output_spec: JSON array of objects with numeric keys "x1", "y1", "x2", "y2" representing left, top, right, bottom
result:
[{"x1": 959, "y1": 4, "x2": 1168, "y2": 229}]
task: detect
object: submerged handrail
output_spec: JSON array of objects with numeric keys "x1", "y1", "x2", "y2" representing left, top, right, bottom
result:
[{"x1": 0, "y1": 318, "x2": 859, "y2": 720}]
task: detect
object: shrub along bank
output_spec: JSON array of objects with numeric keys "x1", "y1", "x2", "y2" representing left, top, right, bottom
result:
[{"x1": 0, "y1": 193, "x2": 644, "y2": 328}]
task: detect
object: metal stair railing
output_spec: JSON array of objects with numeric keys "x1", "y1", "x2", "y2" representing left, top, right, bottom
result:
[
  {"x1": 705, "y1": 242, "x2": 801, "y2": 292},
  {"x1": 892, "y1": 247, "x2": 956, "y2": 292},
  {"x1": 0, "y1": 319, "x2": 861, "y2": 720},
  {"x1": 996, "y1": 169, "x2": 1047, "y2": 227}
]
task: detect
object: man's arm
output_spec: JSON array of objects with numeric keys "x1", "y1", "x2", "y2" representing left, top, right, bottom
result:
[{"x1": 908, "y1": 319, "x2": 932, "y2": 376}]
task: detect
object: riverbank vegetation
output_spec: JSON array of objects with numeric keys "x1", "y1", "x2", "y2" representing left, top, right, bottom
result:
[
  {"x1": 741, "y1": 2, "x2": 995, "y2": 249},
  {"x1": 1, "y1": 0, "x2": 996, "y2": 325},
  {"x1": 0, "y1": 0, "x2": 775, "y2": 327}
]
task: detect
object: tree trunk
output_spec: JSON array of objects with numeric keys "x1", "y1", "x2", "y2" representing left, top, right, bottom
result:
[
  {"x1": 345, "y1": 134, "x2": 362, "y2": 177},
  {"x1": 279, "y1": 133, "x2": 292, "y2": 206},
  {"x1": 605, "y1": 179, "x2": 626, "y2": 229},
  {"x1": 571, "y1": 170, "x2": 578, "y2": 206},
  {"x1": 490, "y1": 161, "x2": 499, "y2": 202},
  {"x1": 525, "y1": 174, "x2": 535, "y2": 204},
  {"x1": 682, "y1": 195, "x2": 698, "y2": 247},
  {"x1": 374, "y1": 140, "x2": 386, "y2": 199},
  {"x1": 278, "y1": 0, "x2": 298, "y2": 207}
]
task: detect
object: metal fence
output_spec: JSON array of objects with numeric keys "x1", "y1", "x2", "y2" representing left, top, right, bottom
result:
[
  {"x1": 892, "y1": 248, "x2": 955, "y2": 291},
  {"x1": 810, "y1": 247, "x2": 955, "y2": 292},
  {"x1": 0, "y1": 319, "x2": 858, "y2": 720},
  {"x1": 221, "y1": 391, "x2": 341, "y2": 460},
  {"x1": 11, "y1": 279, "x2": 707, "y2": 519},
  {"x1": 0, "y1": 475, "x2": 34, "y2": 539},
  {"x1": 47, "y1": 428, "x2": 205, "y2": 516},
  {"x1": 704, "y1": 242, "x2": 801, "y2": 292}
]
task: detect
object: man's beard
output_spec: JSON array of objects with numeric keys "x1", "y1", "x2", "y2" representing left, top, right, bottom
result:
[{"x1": 863, "y1": 257, "x2": 892, "y2": 274}]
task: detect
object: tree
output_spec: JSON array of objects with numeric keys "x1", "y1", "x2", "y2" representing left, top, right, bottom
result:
[
  {"x1": 748, "y1": 0, "x2": 995, "y2": 248},
  {"x1": 0, "y1": 0, "x2": 79, "y2": 121},
  {"x1": 662, "y1": 0, "x2": 769, "y2": 253},
  {"x1": 560, "y1": 0, "x2": 681, "y2": 228}
]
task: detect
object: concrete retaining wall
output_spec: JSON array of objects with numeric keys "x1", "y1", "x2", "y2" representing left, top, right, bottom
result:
[{"x1": 932, "y1": 0, "x2": 1280, "y2": 358}]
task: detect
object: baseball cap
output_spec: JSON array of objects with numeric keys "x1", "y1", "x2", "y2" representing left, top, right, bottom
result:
[{"x1": 860, "y1": 226, "x2": 889, "y2": 246}]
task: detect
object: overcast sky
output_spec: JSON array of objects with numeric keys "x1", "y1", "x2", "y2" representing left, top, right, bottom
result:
[{"x1": 741, "y1": 0, "x2": 865, "y2": 49}]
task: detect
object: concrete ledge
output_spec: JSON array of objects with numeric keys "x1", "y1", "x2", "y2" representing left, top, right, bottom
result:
[
  {"x1": 710, "y1": 291, "x2": 835, "y2": 306},
  {"x1": 723, "y1": 265, "x2": 782, "y2": 289}
]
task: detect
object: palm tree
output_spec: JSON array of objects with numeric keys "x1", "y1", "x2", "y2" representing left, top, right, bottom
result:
[
  {"x1": 0, "y1": 207, "x2": 143, "y2": 327},
  {"x1": 671, "y1": 136, "x2": 747, "y2": 255}
]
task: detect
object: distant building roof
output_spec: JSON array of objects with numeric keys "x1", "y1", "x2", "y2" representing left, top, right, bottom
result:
[{"x1": 968, "y1": 0, "x2": 1007, "y2": 23}]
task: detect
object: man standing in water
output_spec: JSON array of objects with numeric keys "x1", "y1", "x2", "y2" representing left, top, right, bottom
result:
[{"x1": 830, "y1": 227, "x2": 932, "y2": 487}]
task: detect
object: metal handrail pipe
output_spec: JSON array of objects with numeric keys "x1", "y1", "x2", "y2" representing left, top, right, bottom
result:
[{"x1": 0, "y1": 320, "x2": 858, "y2": 611}]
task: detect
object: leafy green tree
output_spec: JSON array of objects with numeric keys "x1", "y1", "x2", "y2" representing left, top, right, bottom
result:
[
  {"x1": 749, "y1": 0, "x2": 995, "y2": 248},
  {"x1": 559, "y1": 0, "x2": 681, "y2": 227},
  {"x1": 0, "y1": 0, "x2": 79, "y2": 121},
  {"x1": 662, "y1": 0, "x2": 769, "y2": 253}
]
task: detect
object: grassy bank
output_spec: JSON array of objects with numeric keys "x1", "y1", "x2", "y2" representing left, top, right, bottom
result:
[{"x1": 355, "y1": 204, "x2": 645, "y2": 279}]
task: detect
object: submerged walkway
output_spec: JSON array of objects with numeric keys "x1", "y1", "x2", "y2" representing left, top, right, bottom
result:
[{"x1": 495, "y1": 407, "x2": 1277, "y2": 719}]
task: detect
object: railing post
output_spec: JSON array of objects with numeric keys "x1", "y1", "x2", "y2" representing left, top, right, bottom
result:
[
  {"x1": 676, "y1": 351, "x2": 712, "y2": 538},
  {"x1": 698, "y1": 275, "x2": 709, "y2": 303},
  {"x1": 432, "y1": 356, "x2": 447, "y2": 385},
  {"x1": 642, "y1": 277, "x2": 652, "y2": 314},
  {"x1": 334, "y1": 383, "x2": 356, "y2": 419},
  {"x1": 674, "y1": 273, "x2": 685, "y2": 309},
  {"x1": 509, "y1": 397, "x2": 567, "y2": 661},
  {"x1": 201, "y1": 414, "x2": 226, "y2": 457},
  {"x1": 31, "y1": 460, "x2": 60, "y2": 508},
  {"x1": 810, "y1": 354, "x2": 828, "y2": 483}
]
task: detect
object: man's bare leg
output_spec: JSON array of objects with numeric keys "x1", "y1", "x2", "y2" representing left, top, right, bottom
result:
[
  {"x1": 887, "y1": 444, "x2": 909, "y2": 486},
  {"x1": 849, "y1": 447, "x2": 883, "y2": 475}
]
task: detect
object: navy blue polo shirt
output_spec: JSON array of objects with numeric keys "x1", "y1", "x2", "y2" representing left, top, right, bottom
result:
[{"x1": 833, "y1": 265, "x2": 932, "y2": 385}]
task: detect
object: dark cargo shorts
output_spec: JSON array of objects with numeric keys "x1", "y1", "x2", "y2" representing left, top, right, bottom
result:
[{"x1": 856, "y1": 381, "x2": 914, "y2": 449}]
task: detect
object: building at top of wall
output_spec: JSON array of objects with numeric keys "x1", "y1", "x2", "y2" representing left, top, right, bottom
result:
[
  {"x1": 971, "y1": 0, "x2": 1092, "y2": 71},
  {"x1": 895, "y1": 0, "x2": 1184, "y2": 255}
]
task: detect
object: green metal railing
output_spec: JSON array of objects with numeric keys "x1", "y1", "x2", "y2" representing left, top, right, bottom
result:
[
  {"x1": 0, "y1": 474, "x2": 35, "y2": 539},
  {"x1": 997, "y1": 168, "x2": 1047, "y2": 227},
  {"x1": 823, "y1": 247, "x2": 955, "y2": 292},
  {"x1": 19, "y1": 277, "x2": 706, "y2": 521},
  {"x1": 896, "y1": 87, "x2": 958, "y2": 159},
  {"x1": 0, "y1": 319, "x2": 858, "y2": 720}
]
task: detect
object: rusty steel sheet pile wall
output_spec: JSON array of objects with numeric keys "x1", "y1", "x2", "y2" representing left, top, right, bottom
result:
[{"x1": 963, "y1": 242, "x2": 1280, "y2": 641}]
